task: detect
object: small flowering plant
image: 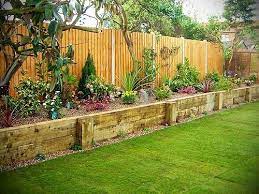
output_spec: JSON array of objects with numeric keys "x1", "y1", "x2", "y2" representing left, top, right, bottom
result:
[
  {"x1": 43, "y1": 91, "x2": 62, "y2": 119},
  {"x1": 85, "y1": 75, "x2": 115, "y2": 100},
  {"x1": 122, "y1": 91, "x2": 137, "y2": 104},
  {"x1": 178, "y1": 86, "x2": 197, "y2": 94}
]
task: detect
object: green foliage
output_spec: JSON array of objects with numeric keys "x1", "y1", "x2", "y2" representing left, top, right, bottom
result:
[
  {"x1": 180, "y1": 17, "x2": 207, "y2": 41},
  {"x1": 205, "y1": 17, "x2": 228, "y2": 42},
  {"x1": 249, "y1": 74, "x2": 257, "y2": 82},
  {"x1": 48, "y1": 52, "x2": 73, "y2": 92},
  {"x1": 122, "y1": 91, "x2": 137, "y2": 104},
  {"x1": 122, "y1": 69, "x2": 143, "y2": 92},
  {"x1": 109, "y1": 0, "x2": 224, "y2": 42},
  {"x1": 154, "y1": 85, "x2": 171, "y2": 100},
  {"x1": 111, "y1": 0, "x2": 183, "y2": 36},
  {"x1": 214, "y1": 77, "x2": 233, "y2": 91},
  {"x1": 35, "y1": 153, "x2": 46, "y2": 161},
  {"x1": 224, "y1": 0, "x2": 256, "y2": 24},
  {"x1": 244, "y1": 74, "x2": 257, "y2": 86},
  {"x1": 15, "y1": 79, "x2": 49, "y2": 117},
  {"x1": 1, "y1": 102, "x2": 258, "y2": 193},
  {"x1": 43, "y1": 91, "x2": 62, "y2": 118},
  {"x1": 169, "y1": 59, "x2": 200, "y2": 92},
  {"x1": 223, "y1": 47, "x2": 232, "y2": 61},
  {"x1": 143, "y1": 128, "x2": 151, "y2": 132},
  {"x1": 143, "y1": 48, "x2": 157, "y2": 83},
  {"x1": 62, "y1": 73, "x2": 77, "y2": 104},
  {"x1": 84, "y1": 75, "x2": 115, "y2": 100},
  {"x1": 78, "y1": 53, "x2": 96, "y2": 98},
  {"x1": 70, "y1": 144, "x2": 82, "y2": 151},
  {"x1": 205, "y1": 72, "x2": 220, "y2": 83}
]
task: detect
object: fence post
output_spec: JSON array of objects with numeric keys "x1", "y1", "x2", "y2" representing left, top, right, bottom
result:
[
  {"x1": 204, "y1": 40, "x2": 208, "y2": 75},
  {"x1": 245, "y1": 87, "x2": 252, "y2": 102},
  {"x1": 81, "y1": 117, "x2": 94, "y2": 149},
  {"x1": 214, "y1": 92, "x2": 224, "y2": 110},
  {"x1": 111, "y1": 30, "x2": 116, "y2": 85},
  {"x1": 181, "y1": 37, "x2": 185, "y2": 63},
  {"x1": 166, "y1": 102, "x2": 177, "y2": 125}
]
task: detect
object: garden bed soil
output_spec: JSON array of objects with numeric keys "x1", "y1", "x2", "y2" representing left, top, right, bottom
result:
[
  {"x1": 0, "y1": 102, "x2": 244, "y2": 172},
  {"x1": 3, "y1": 92, "x2": 196, "y2": 128}
]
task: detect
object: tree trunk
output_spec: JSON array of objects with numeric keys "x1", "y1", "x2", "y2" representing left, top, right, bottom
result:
[{"x1": 0, "y1": 56, "x2": 26, "y2": 91}]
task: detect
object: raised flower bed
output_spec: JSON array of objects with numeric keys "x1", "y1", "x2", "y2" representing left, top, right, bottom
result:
[{"x1": 0, "y1": 85, "x2": 258, "y2": 166}]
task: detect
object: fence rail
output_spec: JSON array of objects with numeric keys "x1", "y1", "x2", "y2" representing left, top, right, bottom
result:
[{"x1": 0, "y1": 28, "x2": 224, "y2": 95}]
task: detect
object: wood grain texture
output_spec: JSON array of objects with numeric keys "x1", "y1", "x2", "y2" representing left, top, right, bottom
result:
[{"x1": 0, "y1": 26, "x2": 224, "y2": 95}]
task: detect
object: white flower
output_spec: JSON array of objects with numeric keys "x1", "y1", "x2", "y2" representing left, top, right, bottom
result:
[{"x1": 51, "y1": 108, "x2": 55, "y2": 112}]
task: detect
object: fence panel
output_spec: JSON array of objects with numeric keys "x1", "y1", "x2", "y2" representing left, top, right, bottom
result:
[{"x1": 0, "y1": 27, "x2": 224, "y2": 95}]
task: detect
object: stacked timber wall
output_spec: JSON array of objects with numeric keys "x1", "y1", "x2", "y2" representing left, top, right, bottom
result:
[{"x1": 1, "y1": 85, "x2": 258, "y2": 166}]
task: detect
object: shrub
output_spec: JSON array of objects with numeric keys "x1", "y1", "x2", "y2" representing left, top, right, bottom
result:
[
  {"x1": 85, "y1": 75, "x2": 115, "y2": 101},
  {"x1": 15, "y1": 79, "x2": 49, "y2": 117},
  {"x1": 249, "y1": 74, "x2": 257, "y2": 83},
  {"x1": 78, "y1": 53, "x2": 96, "y2": 98},
  {"x1": 178, "y1": 86, "x2": 197, "y2": 94},
  {"x1": 205, "y1": 71, "x2": 220, "y2": 83},
  {"x1": 243, "y1": 74, "x2": 257, "y2": 86},
  {"x1": 244, "y1": 79, "x2": 253, "y2": 86},
  {"x1": 169, "y1": 58, "x2": 200, "y2": 91},
  {"x1": 214, "y1": 77, "x2": 233, "y2": 91},
  {"x1": 122, "y1": 91, "x2": 137, "y2": 104},
  {"x1": 70, "y1": 144, "x2": 82, "y2": 151},
  {"x1": 154, "y1": 85, "x2": 171, "y2": 100},
  {"x1": 43, "y1": 91, "x2": 62, "y2": 119},
  {"x1": 232, "y1": 77, "x2": 242, "y2": 87},
  {"x1": 62, "y1": 73, "x2": 77, "y2": 105}
]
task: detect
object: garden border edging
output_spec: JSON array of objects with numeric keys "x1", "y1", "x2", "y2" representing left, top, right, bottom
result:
[{"x1": 0, "y1": 85, "x2": 258, "y2": 165}]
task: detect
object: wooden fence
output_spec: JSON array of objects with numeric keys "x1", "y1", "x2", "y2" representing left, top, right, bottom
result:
[
  {"x1": 230, "y1": 51, "x2": 259, "y2": 79},
  {"x1": 0, "y1": 28, "x2": 223, "y2": 95}
]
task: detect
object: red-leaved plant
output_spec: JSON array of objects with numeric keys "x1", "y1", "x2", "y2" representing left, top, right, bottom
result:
[
  {"x1": 83, "y1": 96, "x2": 110, "y2": 111},
  {"x1": 0, "y1": 96, "x2": 19, "y2": 128},
  {"x1": 178, "y1": 86, "x2": 197, "y2": 94},
  {"x1": 201, "y1": 80, "x2": 213, "y2": 93}
]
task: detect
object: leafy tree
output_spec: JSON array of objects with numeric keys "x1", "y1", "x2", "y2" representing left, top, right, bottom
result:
[
  {"x1": 224, "y1": 0, "x2": 256, "y2": 24},
  {"x1": 223, "y1": 0, "x2": 257, "y2": 71},
  {"x1": 110, "y1": 0, "x2": 183, "y2": 36},
  {"x1": 110, "y1": 0, "x2": 225, "y2": 42}
]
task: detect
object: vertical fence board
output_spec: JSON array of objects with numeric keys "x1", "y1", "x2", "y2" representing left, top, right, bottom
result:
[{"x1": 0, "y1": 26, "x2": 225, "y2": 95}]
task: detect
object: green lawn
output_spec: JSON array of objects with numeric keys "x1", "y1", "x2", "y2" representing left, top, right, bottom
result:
[{"x1": 1, "y1": 102, "x2": 259, "y2": 194}]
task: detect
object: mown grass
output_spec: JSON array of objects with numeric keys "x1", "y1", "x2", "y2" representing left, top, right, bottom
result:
[{"x1": 0, "y1": 102, "x2": 259, "y2": 194}]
